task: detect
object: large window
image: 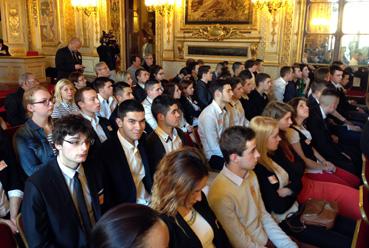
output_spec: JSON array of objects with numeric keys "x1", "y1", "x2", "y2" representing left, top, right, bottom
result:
[{"x1": 303, "y1": 0, "x2": 369, "y2": 65}]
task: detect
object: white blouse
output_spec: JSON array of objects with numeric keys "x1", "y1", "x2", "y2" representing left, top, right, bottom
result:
[{"x1": 183, "y1": 209, "x2": 215, "y2": 248}]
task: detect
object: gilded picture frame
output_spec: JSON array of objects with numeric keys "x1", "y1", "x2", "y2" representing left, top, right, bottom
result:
[{"x1": 185, "y1": 0, "x2": 253, "y2": 24}]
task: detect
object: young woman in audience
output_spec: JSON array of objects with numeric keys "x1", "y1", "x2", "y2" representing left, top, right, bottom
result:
[
  {"x1": 91, "y1": 203, "x2": 169, "y2": 248},
  {"x1": 250, "y1": 116, "x2": 355, "y2": 248},
  {"x1": 152, "y1": 65, "x2": 165, "y2": 83},
  {"x1": 151, "y1": 147, "x2": 231, "y2": 248},
  {"x1": 113, "y1": 71, "x2": 133, "y2": 86},
  {"x1": 51, "y1": 79, "x2": 80, "y2": 119},
  {"x1": 178, "y1": 79, "x2": 201, "y2": 126},
  {"x1": 15, "y1": 85, "x2": 56, "y2": 177},
  {"x1": 68, "y1": 71, "x2": 87, "y2": 89},
  {"x1": 288, "y1": 97, "x2": 360, "y2": 187},
  {"x1": 261, "y1": 101, "x2": 361, "y2": 219}
]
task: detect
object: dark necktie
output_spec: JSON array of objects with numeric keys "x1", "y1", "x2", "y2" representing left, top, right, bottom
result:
[
  {"x1": 73, "y1": 171, "x2": 92, "y2": 233},
  {"x1": 72, "y1": 52, "x2": 78, "y2": 63}
]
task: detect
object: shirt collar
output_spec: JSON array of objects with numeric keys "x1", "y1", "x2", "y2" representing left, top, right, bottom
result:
[
  {"x1": 211, "y1": 100, "x2": 224, "y2": 115},
  {"x1": 57, "y1": 156, "x2": 84, "y2": 179},
  {"x1": 80, "y1": 112, "x2": 99, "y2": 124},
  {"x1": 331, "y1": 81, "x2": 343, "y2": 89},
  {"x1": 138, "y1": 82, "x2": 145, "y2": 89},
  {"x1": 155, "y1": 126, "x2": 178, "y2": 143},
  {"x1": 117, "y1": 130, "x2": 139, "y2": 151},
  {"x1": 221, "y1": 165, "x2": 247, "y2": 186},
  {"x1": 319, "y1": 105, "x2": 327, "y2": 119},
  {"x1": 280, "y1": 77, "x2": 288, "y2": 85}
]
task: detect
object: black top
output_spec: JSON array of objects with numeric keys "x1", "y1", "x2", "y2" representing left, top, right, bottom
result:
[
  {"x1": 161, "y1": 192, "x2": 231, "y2": 248},
  {"x1": 179, "y1": 96, "x2": 201, "y2": 126},
  {"x1": 55, "y1": 46, "x2": 82, "y2": 80},
  {"x1": 283, "y1": 81, "x2": 297, "y2": 102},
  {"x1": 244, "y1": 89, "x2": 268, "y2": 120},
  {"x1": 0, "y1": 44, "x2": 10, "y2": 56},
  {"x1": 132, "y1": 84, "x2": 147, "y2": 103},
  {"x1": 96, "y1": 44, "x2": 119, "y2": 70},
  {"x1": 4, "y1": 87, "x2": 26, "y2": 126},
  {"x1": 195, "y1": 80, "x2": 212, "y2": 110},
  {"x1": 290, "y1": 126, "x2": 316, "y2": 161},
  {"x1": 361, "y1": 119, "x2": 369, "y2": 158}
]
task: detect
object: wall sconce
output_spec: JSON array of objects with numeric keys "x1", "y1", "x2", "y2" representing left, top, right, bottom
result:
[
  {"x1": 252, "y1": 0, "x2": 287, "y2": 45},
  {"x1": 71, "y1": 0, "x2": 98, "y2": 17},
  {"x1": 145, "y1": 0, "x2": 175, "y2": 16}
]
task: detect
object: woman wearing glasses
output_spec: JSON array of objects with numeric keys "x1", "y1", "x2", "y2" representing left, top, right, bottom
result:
[
  {"x1": 15, "y1": 85, "x2": 56, "y2": 177},
  {"x1": 51, "y1": 79, "x2": 80, "y2": 119},
  {"x1": 151, "y1": 147, "x2": 231, "y2": 248}
]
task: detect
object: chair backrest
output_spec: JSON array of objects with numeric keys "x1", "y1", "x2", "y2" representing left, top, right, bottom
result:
[
  {"x1": 359, "y1": 185, "x2": 369, "y2": 225},
  {"x1": 0, "y1": 223, "x2": 17, "y2": 248},
  {"x1": 16, "y1": 213, "x2": 29, "y2": 248},
  {"x1": 363, "y1": 155, "x2": 369, "y2": 190},
  {"x1": 352, "y1": 220, "x2": 369, "y2": 248}
]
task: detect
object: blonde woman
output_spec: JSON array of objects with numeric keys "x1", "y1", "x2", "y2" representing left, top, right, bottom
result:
[
  {"x1": 15, "y1": 85, "x2": 56, "y2": 176},
  {"x1": 113, "y1": 71, "x2": 133, "y2": 86},
  {"x1": 51, "y1": 79, "x2": 80, "y2": 119},
  {"x1": 251, "y1": 116, "x2": 355, "y2": 248},
  {"x1": 151, "y1": 147, "x2": 231, "y2": 248}
]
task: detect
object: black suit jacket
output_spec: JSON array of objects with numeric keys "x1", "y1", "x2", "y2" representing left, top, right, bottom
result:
[
  {"x1": 195, "y1": 80, "x2": 212, "y2": 110},
  {"x1": 244, "y1": 89, "x2": 268, "y2": 120},
  {"x1": 0, "y1": 44, "x2": 10, "y2": 56},
  {"x1": 100, "y1": 133, "x2": 152, "y2": 209},
  {"x1": 22, "y1": 158, "x2": 104, "y2": 248},
  {"x1": 132, "y1": 84, "x2": 147, "y2": 103},
  {"x1": 306, "y1": 102, "x2": 354, "y2": 173},
  {"x1": 96, "y1": 44, "x2": 119, "y2": 70},
  {"x1": 146, "y1": 128, "x2": 189, "y2": 177},
  {"x1": 55, "y1": 46, "x2": 82, "y2": 80},
  {"x1": 283, "y1": 81, "x2": 297, "y2": 102},
  {"x1": 161, "y1": 192, "x2": 231, "y2": 248},
  {"x1": 179, "y1": 96, "x2": 201, "y2": 125},
  {"x1": 327, "y1": 82, "x2": 356, "y2": 116},
  {"x1": 4, "y1": 87, "x2": 26, "y2": 126}
]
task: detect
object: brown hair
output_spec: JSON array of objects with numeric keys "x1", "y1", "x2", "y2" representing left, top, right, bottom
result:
[
  {"x1": 151, "y1": 147, "x2": 209, "y2": 216},
  {"x1": 23, "y1": 85, "x2": 50, "y2": 116}
]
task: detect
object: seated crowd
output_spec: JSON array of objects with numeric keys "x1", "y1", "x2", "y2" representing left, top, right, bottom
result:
[{"x1": 1, "y1": 56, "x2": 368, "y2": 248}]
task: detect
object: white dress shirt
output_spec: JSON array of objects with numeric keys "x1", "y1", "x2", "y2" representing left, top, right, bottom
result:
[
  {"x1": 198, "y1": 100, "x2": 230, "y2": 160},
  {"x1": 97, "y1": 94, "x2": 117, "y2": 119},
  {"x1": 117, "y1": 131, "x2": 150, "y2": 205},
  {"x1": 273, "y1": 77, "x2": 288, "y2": 101},
  {"x1": 142, "y1": 97, "x2": 158, "y2": 130},
  {"x1": 80, "y1": 112, "x2": 108, "y2": 143},
  {"x1": 57, "y1": 157, "x2": 95, "y2": 225},
  {"x1": 155, "y1": 127, "x2": 182, "y2": 153}
]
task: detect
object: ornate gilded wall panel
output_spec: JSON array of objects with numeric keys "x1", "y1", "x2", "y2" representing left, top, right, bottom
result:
[{"x1": 39, "y1": 0, "x2": 59, "y2": 46}]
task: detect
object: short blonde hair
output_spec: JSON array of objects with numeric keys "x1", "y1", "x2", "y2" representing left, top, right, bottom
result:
[
  {"x1": 54, "y1": 79, "x2": 76, "y2": 105},
  {"x1": 23, "y1": 85, "x2": 49, "y2": 116},
  {"x1": 250, "y1": 116, "x2": 279, "y2": 172},
  {"x1": 114, "y1": 71, "x2": 131, "y2": 84},
  {"x1": 151, "y1": 147, "x2": 209, "y2": 217}
]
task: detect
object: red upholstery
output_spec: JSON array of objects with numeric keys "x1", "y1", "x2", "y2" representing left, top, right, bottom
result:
[
  {"x1": 352, "y1": 220, "x2": 369, "y2": 248},
  {"x1": 0, "y1": 223, "x2": 17, "y2": 248},
  {"x1": 26, "y1": 51, "x2": 39, "y2": 56}
]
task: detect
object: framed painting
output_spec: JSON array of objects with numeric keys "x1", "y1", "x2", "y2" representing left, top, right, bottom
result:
[
  {"x1": 39, "y1": 0, "x2": 59, "y2": 45},
  {"x1": 185, "y1": 0, "x2": 253, "y2": 24}
]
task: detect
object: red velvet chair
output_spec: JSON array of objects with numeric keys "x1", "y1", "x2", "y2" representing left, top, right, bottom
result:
[{"x1": 0, "y1": 223, "x2": 17, "y2": 248}]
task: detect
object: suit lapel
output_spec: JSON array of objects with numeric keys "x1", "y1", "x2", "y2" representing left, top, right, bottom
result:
[
  {"x1": 49, "y1": 159, "x2": 82, "y2": 228},
  {"x1": 138, "y1": 141, "x2": 153, "y2": 192},
  {"x1": 83, "y1": 162, "x2": 101, "y2": 221}
]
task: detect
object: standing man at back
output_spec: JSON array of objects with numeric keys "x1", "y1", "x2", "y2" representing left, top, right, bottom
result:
[{"x1": 55, "y1": 37, "x2": 84, "y2": 80}]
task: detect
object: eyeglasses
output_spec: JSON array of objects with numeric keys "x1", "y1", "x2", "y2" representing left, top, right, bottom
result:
[
  {"x1": 63, "y1": 139, "x2": 95, "y2": 146},
  {"x1": 31, "y1": 97, "x2": 54, "y2": 106}
]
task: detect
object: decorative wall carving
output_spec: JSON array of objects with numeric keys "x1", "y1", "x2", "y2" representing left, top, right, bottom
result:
[
  {"x1": 8, "y1": 4, "x2": 22, "y2": 42},
  {"x1": 191, "y1": 25, "x2": 246, "y2": 41},
  {"x1": 281, "y1": 4, "x2": 294, "y2": 64},
  {"x1": 40, "y1": 0, "x2": 59, "y2": 45}
]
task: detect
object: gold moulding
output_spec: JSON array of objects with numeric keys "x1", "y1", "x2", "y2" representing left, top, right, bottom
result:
[{"x1": 191, "y1": 24, "x2": 245, "y2": 41}]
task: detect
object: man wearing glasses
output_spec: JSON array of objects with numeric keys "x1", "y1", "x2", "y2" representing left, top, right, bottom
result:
[
  {"x1": 5, "y1": 72, "x2": 39, "y2": 126},
  {"x1": 22, "y1": 115, "x2": 105, "y2": 248}
]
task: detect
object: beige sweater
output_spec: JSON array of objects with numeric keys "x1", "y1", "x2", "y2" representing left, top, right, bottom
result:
[{"x1": 208, "y1": 167, "x2": 297, "y2": 248}]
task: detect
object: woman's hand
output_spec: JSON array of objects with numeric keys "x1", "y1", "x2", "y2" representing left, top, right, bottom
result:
[
  {"x1": 322, "y1": 161, "x2": 336, "y2": 173},
  {"x1": 277, "y1": 187, "x2": 293, "y2": 197},
  {"x1": 0, "y1": 218, "x2": 18, "y2": 233}
]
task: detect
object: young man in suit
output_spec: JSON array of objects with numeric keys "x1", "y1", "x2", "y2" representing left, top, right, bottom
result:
[
  {"x1": 22, "y1": 115, "x2": 104, "y2": 247},
  {"x1": 93, "y1": 77, "x2": 117, "y2": 119},
  {"x1": 101, "y1": 100, "x2": 152, "y2": 208},
  {"x1": 55, "y1": 37, "x2": 84, "y2": 80},
  {"x1": 142, "y1": 80, "x2": 163, "y2": 131},
  {"x1": 132, "y1": 68, "x2": 150, "y2": 102},
  {"x1": 245, "y1": 73, "x2": 272, "y2": 120},
  {"x1": 109, "y1": 82, "x2": 134, "y2": 130},
  {"x1": 306, "y1": 89, "x2": 362, "y2": 176},
  {"x1": 195, "y1": 65, "x2": 213, "y2": 109},
  {"x1": 75, "y1": 87, "x2": 113, "y2": 148},
  {"x1": 146, "y1": 95, "x2": 188, "y2": 175}
]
